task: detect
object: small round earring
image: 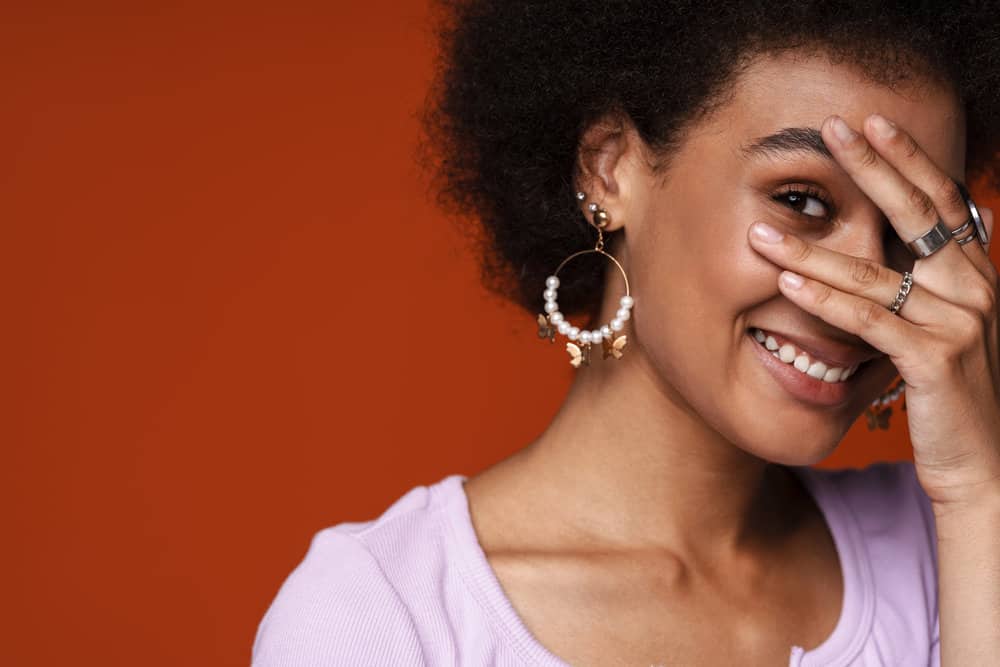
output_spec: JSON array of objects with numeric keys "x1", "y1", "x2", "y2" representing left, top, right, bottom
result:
[
  {"x1": 864, "y1": 378, "x2": 906, "y2": 430},
  {"x1": 535, "y1": 190, "x2": 633, "y2": 368}
]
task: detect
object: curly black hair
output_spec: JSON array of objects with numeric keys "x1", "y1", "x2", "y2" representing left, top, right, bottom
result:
[{"x1": 419, "y1": 0, "x2": 1000, "y2": 325}]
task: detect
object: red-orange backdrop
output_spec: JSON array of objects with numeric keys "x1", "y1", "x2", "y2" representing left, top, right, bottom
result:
[{"x1": 3, "y1": 2, "x2": 997, "y2": 665}]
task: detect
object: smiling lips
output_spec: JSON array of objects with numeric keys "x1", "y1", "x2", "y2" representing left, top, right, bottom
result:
[{"x1": 749, "y1": 327, "x2": 871, "y2": 383}]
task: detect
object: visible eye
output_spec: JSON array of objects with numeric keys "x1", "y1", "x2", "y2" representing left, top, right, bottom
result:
[{"x1": 772, "y1": 184, "x2": 832, "y2": 220}]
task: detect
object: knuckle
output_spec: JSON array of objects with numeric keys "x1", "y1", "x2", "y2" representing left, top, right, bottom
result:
[
  {"x1": 945, "y1": 304, "x2": 983, "y2": 347},
  {"x1": 987, "y1": 265, "x2": 1000, "y2": 291},
  {"x1": 852, "y1": 299, "x2": 882, "y2": 328},
  {"x1": 899, "y1": 134, "x2": 921, "y2": 160},
  {"x1": 857, "y1": 143, "x2": 880, "y2": 169},
  {"x1": 966, "y1": 278, "x2": 997, "y2": 317},
  {"x1": 789, "y1": 238, "x2": 813, "y2": 264},
  {"x1": 848, "y1": 257, "x2": 882, "y2": 287},
  {"x1": 936, "y1": 177, "x2": 967, "y2": 215},
  {"x1": 906, "y1": 184, "x2": 937, "y2": 219},
  {"x1": 812, "y1": 282, "x2": 834, "y2": 306},
  {"x1": 955, "y1": 311, "x2": 983, "y2": 350}
]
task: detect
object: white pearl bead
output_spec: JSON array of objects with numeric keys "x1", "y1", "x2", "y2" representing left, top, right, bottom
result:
[
  {"x1": 545, "y1": 276, "x2": 559, "y2": 289},
  {"x1": 549, "y1": 311, "x2": 564, "y2": 324},
  {"x1": 557, "y1": 321, "x2": 570, "y2": 334},
  {"x1": 568, "y1": 326, "x2": 580, "y2": 340},
  {"x1": 580, "y1": 331, "x2": 592, "y2": 344},
  {"x1": 600, "y1": 325, "x2": 612, "y2": 338},
  {"x1": 543, "y1": 288, "x2": 558, "y2": 301},
  {"x1": 591, "y1": 329, "x2": 602, "y2": 341},
  {"x1": 616, "y1": 307, "x2": 630, "y2": 321},
  {"x1": 620, "y1": 295, "x2": 634, "y2": 309},
  {"x1": 544, "y1": 301, "x2": 559, "y2": 313},
  {"x1": 610, "y1": 318, "x2": 624, "y2": 331}
]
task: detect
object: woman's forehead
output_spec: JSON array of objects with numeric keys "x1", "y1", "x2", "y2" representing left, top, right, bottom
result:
[{"x1": 703, "y1": 51, "x2": 966, "y2": 179}]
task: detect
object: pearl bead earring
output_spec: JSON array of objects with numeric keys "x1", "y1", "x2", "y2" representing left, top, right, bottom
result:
[
  {"x1": 536, "y1": 191, "x2": 632, "y2": 368},
  {"x1": 864, "y1": 378, "x2": 906, "y2": 430}
]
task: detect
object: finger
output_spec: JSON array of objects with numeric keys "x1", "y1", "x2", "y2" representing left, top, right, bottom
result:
[
  {"x1": 821, "y1": 114, "x2": 970, "y2": 270},
  {"x1": 775, "y1": 269, "x2": 933, "y2": 362},
  {"x1": 748, "y1": 221, "x2": 951, "y2": 325},
  {"x1": 821, "y1": 115, "x2": 981, "y2": 305},
  {"x1": 972, "y1": 206, "x2": 999, "y2": 283},
  {"x1": 985, "y1": 206, "x2": 995, "y2": 250},
  {"x1": 861, "y1": 113, "x2": 984, "y2": 250}
]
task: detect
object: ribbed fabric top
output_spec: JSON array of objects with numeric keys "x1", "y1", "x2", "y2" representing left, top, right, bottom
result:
[{"x1": 252, "y1": 461, "x2": 940, "y2": 666}]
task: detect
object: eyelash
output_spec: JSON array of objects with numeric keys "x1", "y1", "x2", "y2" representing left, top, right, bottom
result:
[{"x1": 772, "y1": 184, "x2": 834, "y2": 220}]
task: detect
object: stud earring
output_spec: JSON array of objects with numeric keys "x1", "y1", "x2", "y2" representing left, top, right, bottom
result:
[
  {"x1": 864, "y1": 378, "x2": 906, "y2": 430},
  {"x1": 535, "y1": 190, "x2": 632, "y2": 368}
]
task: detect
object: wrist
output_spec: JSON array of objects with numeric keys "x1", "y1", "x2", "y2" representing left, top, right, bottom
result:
[
  {"x1": 915, "y1": 449, "x2": 1000, "y2": 509},
  {"x1": 931, "y1": 479, "x2": 1000, "y2": 527}
]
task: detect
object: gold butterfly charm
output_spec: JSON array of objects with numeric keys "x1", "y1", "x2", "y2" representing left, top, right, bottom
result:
[
  {"x1": 864, "y1": 406, "x2": 892, "y2": 431},
  {"x1": 602, "y1": 334, "x2": 627, "y2": 359},
  {"x1": 536, "y1": 313, "x2": 555, "y2": 342},
  {"x1": 566, "y1": 342, "x2": 591, "y2": 367}
]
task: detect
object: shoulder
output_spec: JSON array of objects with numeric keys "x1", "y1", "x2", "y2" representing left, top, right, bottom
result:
[{"x1": 251, "y1": 477, "x2": 457, "y2": 666}]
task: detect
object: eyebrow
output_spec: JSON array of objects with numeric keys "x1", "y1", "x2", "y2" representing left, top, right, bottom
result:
[{"x1": 740, "y1": 126, "x2": 833, "y2": 162}]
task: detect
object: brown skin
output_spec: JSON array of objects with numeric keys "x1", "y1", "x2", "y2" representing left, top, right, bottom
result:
[{"x1": 463, "y1": 50, "x2": 970, "y2": 666}]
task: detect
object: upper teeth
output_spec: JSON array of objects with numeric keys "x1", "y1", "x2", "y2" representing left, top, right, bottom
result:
[{"x1": 750, "y1": 328, "x2": 859, "y2": 383}]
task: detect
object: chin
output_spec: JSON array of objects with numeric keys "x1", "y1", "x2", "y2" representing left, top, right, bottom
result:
[
  {"x1": 736, "y1": 418, "x2": 853, "y2": 467},
  {"x1": 712, "y1": 330, "x2": 900, "y2": 466}
]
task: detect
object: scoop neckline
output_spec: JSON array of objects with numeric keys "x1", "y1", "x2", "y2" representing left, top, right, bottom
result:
[{"x1": 436, "y1": 465, "x2": 874, "y2": 667}]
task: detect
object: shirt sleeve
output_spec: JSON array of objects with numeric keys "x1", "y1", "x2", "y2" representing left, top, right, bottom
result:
[{"x1": 252, "y1": 528, "x2": 427, "y2": 666}]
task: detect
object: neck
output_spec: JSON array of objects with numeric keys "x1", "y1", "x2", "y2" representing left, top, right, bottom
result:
[{"x1": 519, "y1": 346, "x2": 805, "y2": 561}]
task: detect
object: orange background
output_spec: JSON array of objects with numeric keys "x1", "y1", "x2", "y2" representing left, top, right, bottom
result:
[{"x1": 3, "y1": 2, "x2": 997, "y2": 665}]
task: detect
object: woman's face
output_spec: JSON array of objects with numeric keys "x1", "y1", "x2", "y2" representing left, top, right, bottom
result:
[{"x1": 611, "y1": 50, "x2": 965, "y2": 465}]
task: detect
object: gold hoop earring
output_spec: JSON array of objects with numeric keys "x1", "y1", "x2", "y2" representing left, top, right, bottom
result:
[{"x1": 535, "y1": 191, "x2": 632, "y2": 368}]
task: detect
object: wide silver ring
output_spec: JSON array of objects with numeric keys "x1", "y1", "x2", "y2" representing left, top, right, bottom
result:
[
  {"x1": 888, "y1": 271, "x2": 914, "y2": 315},
  {"x1": 905, "y1": 219, "x2": 952, "y2": 258},
  {"x1": 953, "y1": 180, "x2": 989, "y2": 246}
]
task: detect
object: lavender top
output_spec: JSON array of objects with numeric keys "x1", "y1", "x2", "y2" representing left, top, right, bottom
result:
[{"x1": 253, "y1": 462, "x2": 940, "y2": 666}]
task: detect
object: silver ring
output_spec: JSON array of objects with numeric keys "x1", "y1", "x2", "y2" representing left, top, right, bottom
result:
[
  {"x1": 951, "y1": 219, "x2": 979, "y2": 245},
  {"x1": 905, "y1": 219, "x2": 952, "y2": 258},
  {"x1": 949, "y1": 218, "x2": 972, "y2": 237},
  {"x1": 888, "y1": 271, "x2": 914, "y2": 315},
  {"x1": 954, "y1": 180, "x2": 989, "y2": 246}
]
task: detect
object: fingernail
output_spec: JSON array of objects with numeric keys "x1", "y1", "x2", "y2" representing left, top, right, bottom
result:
[
  {"x1": 830, "y1": 116, "x2": 856, "y2": 144},
  {"x1": 780, "y1": 271, "x2": 804, "y2": 290},
  {"x1": 868, "y1": 113, "x2": 896, "y2": 139},
  {"x1": 751, "y1": 221, "x2": 784, "y2": 243}
]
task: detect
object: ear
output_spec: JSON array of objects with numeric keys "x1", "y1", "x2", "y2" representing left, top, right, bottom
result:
[{"x1": 574, "y1": 112, "x2": 647, "y2": 232}]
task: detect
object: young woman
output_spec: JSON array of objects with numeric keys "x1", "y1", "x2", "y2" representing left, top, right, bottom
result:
[{"x1": 253, "y1": 2, "x2": 1000, "y2": 664}]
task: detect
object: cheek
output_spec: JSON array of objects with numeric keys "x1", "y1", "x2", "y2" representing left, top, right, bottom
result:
[
  {"x1": 623, "y1": 195, "x2": 860, "y2": 463},
  {"x1": 626, "y1": 194, "x2": 781, "y2": 381},
  {"x1": 631, "y1": 193, "x2": 783, "y2": 330}
]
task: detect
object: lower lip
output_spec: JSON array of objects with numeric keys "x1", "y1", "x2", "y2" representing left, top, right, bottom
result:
[{"x1": 746, "y1": 330, "x2": 860, "y2": 407}]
